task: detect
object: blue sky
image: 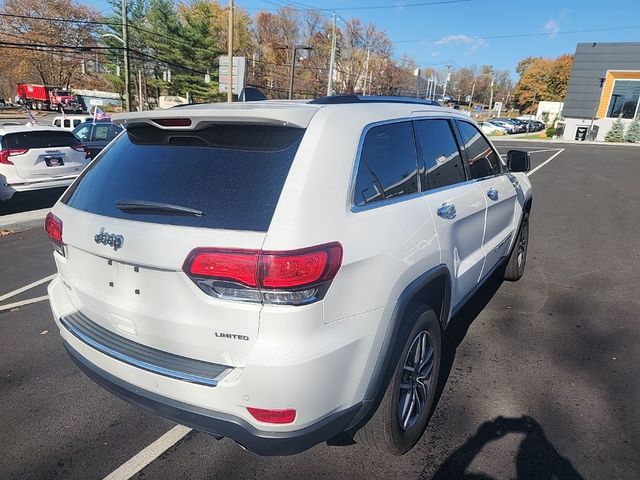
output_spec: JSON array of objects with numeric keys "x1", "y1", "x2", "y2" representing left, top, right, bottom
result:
[{"x1": 86, "y1": 0, "x2": 640, "y2": 77}]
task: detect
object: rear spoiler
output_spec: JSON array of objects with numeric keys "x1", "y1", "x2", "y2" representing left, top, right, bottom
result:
[{"x1": 111, "y1": 101, "x2": 319, "y2": 130}]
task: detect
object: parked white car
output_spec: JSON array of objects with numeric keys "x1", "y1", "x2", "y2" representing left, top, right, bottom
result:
[
  {"x1": 52, "y1": 115, "x2": 93, "y2": 132},
  {"x1": 0, "y1": 125, "x2": 90, "y2": 201},
  {"x1": 480, "y1": 121, "x2": 507, "y2": 135},
  {"x1": 46, "y1": 96, "x2": 533, "y2": 456}
]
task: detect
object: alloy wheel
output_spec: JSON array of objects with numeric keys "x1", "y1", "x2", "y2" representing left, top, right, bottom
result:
[{"x1": 398, "y1": 330, "x2": 434, "y2": 431}]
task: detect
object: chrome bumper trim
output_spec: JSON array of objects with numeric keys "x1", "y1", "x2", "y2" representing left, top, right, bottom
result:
[{"x1": 60, "y1": 311, "x2": 230, "y2": 387}]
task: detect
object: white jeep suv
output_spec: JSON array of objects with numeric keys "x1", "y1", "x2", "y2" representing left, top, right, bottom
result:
[{"x1": 46, "y1": 96, "x2": 532, "y2": 456}]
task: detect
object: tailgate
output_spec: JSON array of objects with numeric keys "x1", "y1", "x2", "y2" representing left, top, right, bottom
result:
[
  {"x1": 13, "y1": 147, "x2": 85, "y2": 180},
  {"x1": 53, "y1": 204, "x2": 264, "y2": 367},
  {"x1": 51, "y1": 120, "x2": 307, "y2": 368}
]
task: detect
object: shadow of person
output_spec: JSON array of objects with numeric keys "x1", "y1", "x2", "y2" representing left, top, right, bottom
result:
[{"x1": 430, "y1": 416, "x2": 584, "y2": 480}]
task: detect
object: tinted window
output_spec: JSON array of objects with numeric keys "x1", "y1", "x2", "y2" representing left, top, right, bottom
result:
[
  {"x1": 353, "y1": 122, "x2": 418, "y2": 207},
  {"x1": 607, "y1": 80, "x2": 640, "y2": 119},
  {"x1": 2, "y1": 130, "x2": 79, "y2": 149},
  {"x1": 62, "y1": 124, "x2": 304, "y2": 232},
  {"x1": 53, "y1": 119, "x2": 61, "y2": 127},
  {"x1": 457, "y1": 121, "x2": 501, "y2": 179},
  {"x1": 109, "y1": 125, "x2": 123, "y2": 139},
  {"x1": 73, "y1": 124, "x2": 91, "y2": 141},
  {"x1": 414, "y1": 119, "x2": 466, "y2": 190},
  {"x1": 73, "y1": 119, "x2": 82, "y2": 127}
]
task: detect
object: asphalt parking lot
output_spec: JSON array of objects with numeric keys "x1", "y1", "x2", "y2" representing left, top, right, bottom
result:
[{"x1": 1, "y1": 141, "x2": 639, "y2": 479}]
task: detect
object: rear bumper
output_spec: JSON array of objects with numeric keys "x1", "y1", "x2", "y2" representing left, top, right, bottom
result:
[
  {"x1": 64, "y1": 340, "x2": 360, "y2": 455},
  {"x1": 1, "y1": 175, "x2": 77, "y2": 200}
]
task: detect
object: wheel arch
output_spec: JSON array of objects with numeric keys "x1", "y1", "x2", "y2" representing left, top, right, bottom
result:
[{"x1": 344, "y1": 264, "x2": 451, "y2": 434}]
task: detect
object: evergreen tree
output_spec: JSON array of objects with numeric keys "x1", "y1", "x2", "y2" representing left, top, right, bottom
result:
[
  {"x1": 605, "y1": 118, "x2": 626, "y2": 142},
  {"x1": 625, "y1": 118, "x2": 640, "y2": 143}
]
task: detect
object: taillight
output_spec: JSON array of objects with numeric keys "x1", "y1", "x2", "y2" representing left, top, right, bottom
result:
[
  {"x1": 72, "y1": 144, "x2": 91, "y2": 159},
  {"x1": 189, "y1": 250, "x2": 259, "y2": 287},
  {"x1": 44, "y1": 212, "x2": 65, "y2": 255},
  {"x1": 183, "y1": 242, "x2": 342, "y2": 305},
  {"x1": 247, "y1": 407, "x2": 296, "y2": 424},
  {"x1": 0, "y1": 148, "x2": 29, "y2": 165}
]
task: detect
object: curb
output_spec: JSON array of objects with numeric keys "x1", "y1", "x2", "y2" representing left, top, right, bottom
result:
[
  {"x1": 0, "y1": 208, "x2": 49, "y2": 232},
  {"x1": 492, "y1": 137, "x2": 640, "y2": 147}
]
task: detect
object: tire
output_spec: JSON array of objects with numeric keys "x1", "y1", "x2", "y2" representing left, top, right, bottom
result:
[
  {"x1": 504, "y1": 211, "x2": 529, "y2": 281},
  {"x1": 355, "y1": 306, "x2": 441, "y2": 455}
]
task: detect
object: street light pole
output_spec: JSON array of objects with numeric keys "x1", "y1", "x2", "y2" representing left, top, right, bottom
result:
[
  {"x1": 121, "y1": 0, "x2": 130, "y2": 112},
  {"x1": 227, "y1": 0, "x2": 234, "y2": 102},
  {"x1": 280, "y1": 45, "x2": 311, "y2": 100}
]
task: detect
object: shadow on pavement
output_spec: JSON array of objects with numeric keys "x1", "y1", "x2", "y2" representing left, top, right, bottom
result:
[
  {"x1": 426, "y1": 269, "x2": 583, "y2": 479},
  {"x1": 0, "y1": 188, "x2": 65, "y2": 216},
  {"x1": 431, "y1": 416, "x2": 584, "y2": 480},
  {"x1": 434, "y1": 267, "x2": 506, "y2": 409}
]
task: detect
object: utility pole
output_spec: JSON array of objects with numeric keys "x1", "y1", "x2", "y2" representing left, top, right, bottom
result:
[
  {"x1": 327, "y1": 13, "x2": 337, "y2": 96},
  {"x1": 363, "y1": 48, "x2": 370, "y2": 96},
  {"x1": 227, "y1": 0, "x2": 234, "y2": 102},
  {"x1": 121, "y1": 0, "x2": 130, "y2": 112}
]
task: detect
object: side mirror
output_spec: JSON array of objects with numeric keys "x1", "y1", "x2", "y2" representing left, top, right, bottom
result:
[{"x1": 507, "y1": 150, "x2": 531, "y2": 172}]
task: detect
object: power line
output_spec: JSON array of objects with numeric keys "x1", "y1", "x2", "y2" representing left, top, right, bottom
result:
[
  {"x1": 395, "y1": 24, "x2": 640, "y2": 43},
  {"x1": 321, "y1": 0, "x2": 472, "y2": 11},
  {"x1": 0, "y1": 12, "x2": 194, "y2": 50},
  {"x1": 0, "y1": 40, "x2": 208, "y2": 75},
  {"x1": 254, "y1": 0, "x2": 471, "y2": 12}
]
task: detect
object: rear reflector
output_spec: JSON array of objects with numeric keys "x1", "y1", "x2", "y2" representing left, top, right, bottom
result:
[
  {"x1": 153, "y1": 118, "x2": 192, "y2": 127},
  {"x1": 45, "y1": 212, "x2": 64, "y2": 254},
  {"x1": 183, "y1": 242, "x2": 343, "y2": 305},
  {"x1": 247, "y1": 407, "x2": 296, "y2": 424}
]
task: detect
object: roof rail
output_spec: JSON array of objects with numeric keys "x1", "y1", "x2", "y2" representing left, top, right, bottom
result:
[{"x1": 308, "y1": 95, "x2": 441, "y2": 106}]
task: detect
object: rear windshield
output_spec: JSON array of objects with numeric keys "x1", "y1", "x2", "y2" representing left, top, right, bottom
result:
[
  {"x1": 2, "y1": 131, "x2": 80, "y2": 149},
  {"x1": 61, "y1": 124, "x2": 305, "y2": 232}
]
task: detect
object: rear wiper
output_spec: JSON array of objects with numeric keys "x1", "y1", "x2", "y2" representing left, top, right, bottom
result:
[{"x1": 115, "y1": 200, "x2": 204, "y2": 217}]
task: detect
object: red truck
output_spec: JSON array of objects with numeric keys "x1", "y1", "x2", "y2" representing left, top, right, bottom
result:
[{"x1": 16, "y1": 84, "x2": 84, "y2": 113}]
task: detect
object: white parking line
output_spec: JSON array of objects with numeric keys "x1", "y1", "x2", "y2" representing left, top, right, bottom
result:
[
  {"x1": 527, "y1": 148, "x2": 565, "y2": 176},
  {"x1": 103, "y1": 425, "x2": 192, "y2": 480},
  {"x1": 0, "y1": 274, "x2": 56, "y2": 303},
  {"x1": 499, "y1": 148, "x2": 560, "y2": 157},
  {"x1": 0, "y1": 295, "x2": 50, "y2": 312}
]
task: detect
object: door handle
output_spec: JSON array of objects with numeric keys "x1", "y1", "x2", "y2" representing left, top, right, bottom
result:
[
  {"x1": 487, "y1": 188, "x2": 499, "y2": 201},
  {"x1": 437, "y1": 203, "x2": 457, "y2": 220}
]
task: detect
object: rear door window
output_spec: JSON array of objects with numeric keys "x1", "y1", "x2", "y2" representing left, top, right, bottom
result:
[
  {"x1": 61, "y1": 124, "x2": 305, "y2": 232},
  {"x1": 2, "y1": 130, "x2": 79, "y2": 149},
  {"x1": 93, "y1": 125, "x2": 110, "y2": 141},
  {"x1": 74, "y1": 125, "x2": 91, "y2": 141},
  {"x1": 353, "y1": 121, "x2": 418, "y2": 207},
  {"x1": 456, "y1": 121, "x2": 501, "y2": 179},
  {"x1": 413, "y1": 119, "x2": 466, "y2": 190}
]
